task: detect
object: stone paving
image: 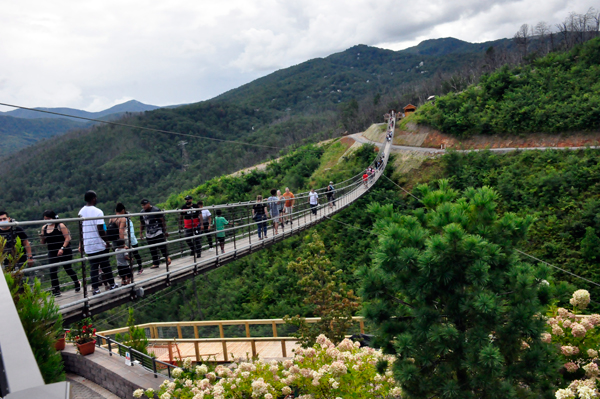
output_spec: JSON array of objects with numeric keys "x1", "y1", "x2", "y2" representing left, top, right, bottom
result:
[{"x1": 67, "y1": 373, "x2": 120, "y2": 399}]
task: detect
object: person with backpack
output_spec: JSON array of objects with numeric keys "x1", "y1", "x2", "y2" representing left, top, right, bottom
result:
[
  {"x1": 326, "y1": 181, "x2": 336, "y2": 208},
  {"x1": 179, "y1": 195, "x2": 202, "y2": 258},
  {"x1": 267, "y1": 189, "x2": 281, "y2": 235},
  {"x1": 40, "y1": 210, "x2": 80, "y2": 296},
  {"x1": 140, "y1": 199, "x2": 171, "y2": 269},
  {"x1": 252, "y1": 195, "x2": 269, "y2": 239},
  {"x1": 78, "y1": 191, "x2": 117, "y2": 295},
  {"x1": 113, "y1": 203, "x2": 144, "y2": 274},
  {"x1": 0, "y1": 210, "x2": 33, "y2": 270}
]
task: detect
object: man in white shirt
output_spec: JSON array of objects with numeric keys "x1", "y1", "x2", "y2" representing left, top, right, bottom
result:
[
  {"x1": 309, "y1": 188, "x2": 319, "y2": 216},
  {"x1": 78, "y1": 190, "x2": 117, "y2": 295},
  {"x1": 198, "y1": 201, "x2": 214, "y2": 252}
]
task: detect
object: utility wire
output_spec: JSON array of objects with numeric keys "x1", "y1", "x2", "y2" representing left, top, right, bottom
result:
[
  {"x1": 0, "y1": 102, "x2": 280, "y2": 149},
  {"x1": 516, "y1": 250, "x2": 600, "y2": 289},
  {"x1": 382, "y1": 173, "x2": 423, "y2": 202}
]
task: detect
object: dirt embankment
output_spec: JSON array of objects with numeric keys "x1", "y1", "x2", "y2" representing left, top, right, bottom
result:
[{"x1": 397, "y1": 122, "x2": 600, "y2": 149}]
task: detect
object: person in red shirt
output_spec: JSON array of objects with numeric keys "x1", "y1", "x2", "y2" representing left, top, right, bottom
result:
[
  {"x1": 179, "y1": 195, "x2": 202, "y2": 258},
  {"x1": 363, "y1": 172, "x2": 369, "y2": 187}
]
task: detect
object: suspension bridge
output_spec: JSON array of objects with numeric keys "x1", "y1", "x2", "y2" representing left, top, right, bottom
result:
[{"x1": 5, "y1": 114, "x2": 396, "y2": 326}]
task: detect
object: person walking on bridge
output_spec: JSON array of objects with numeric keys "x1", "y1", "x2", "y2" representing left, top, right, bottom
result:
[
  {"x1": 267, "y1": 189, "x2": 281, "y2": 235},
  {"x1": 309, "y1": 188, "x2": 319, "y2": 216},
  {"x1": 282, "y1": 187, "x2": 295, "y2": 225},
  {"x1": 179, "y1": 195, "x2": 202, "y2": 258},
  {"x1": 252, "y1": 195, "x2": 269, "y2": 239},
  {"x1": 140, "y1": 199, "x2": 171, "y2": 269},
  {"x1": 198, "y1": 201, "x2": 214, "y2": 252},
  {"x1": 40, "y1": 210, "x2": 80, "y2": 296},
  {"x1": 78, "y1": 191, "x2": 116, "y2": 295},
  {"x1": 326, "y1": 182, "x2": 336, "y2": 208},
  {"x1": 114, "y1": 203, "x2": 143, "y2": 274},
  {"x1": 213, "y1": 209, "x2": 229, "y2": 254},
  {"x1": 0, "y1": 210, "x2": 33, "y2": 270}
]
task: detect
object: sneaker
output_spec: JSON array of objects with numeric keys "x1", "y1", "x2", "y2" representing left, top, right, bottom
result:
[
  {"x1": 93, "y1": 289, "x2": 101, "y2": 295},
  {"x1": 74, "y1": 281, "x2": 81, "y2": 292},
  {"x1": 150, "y1": 264, "x2": 159, "y2": 269},
  {"x1": 285, "y1": 221, "x2": 289, "y2": 225},
  {"x1": 110, "y1": 284, "x2": 119, "y2": 290},
  {"x1": 138, "y1": 269, "x2": 144, "y2": 275},
  {"x1": 52, "y1": 290, "x2": 62, "y2": 297},
  {"x1": 208, "y1": 248, "x2": 215, "y2": 252}
]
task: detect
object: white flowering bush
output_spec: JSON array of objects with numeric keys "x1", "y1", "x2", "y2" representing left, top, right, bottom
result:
[
  {"x1": 136, "y1": 334, "x2": 401, "y2": 398},
  {"x1": 545, "y1": 290, "x2": 600, "y2": 398}
]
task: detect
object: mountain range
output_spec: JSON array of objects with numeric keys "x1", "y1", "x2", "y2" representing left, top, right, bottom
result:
[
  {"x1": 0, "y1": 36, "x2": 515, "y2": 221},
  {"x1": 0, "y1": 100, "x2": 163, "y2": 157}
]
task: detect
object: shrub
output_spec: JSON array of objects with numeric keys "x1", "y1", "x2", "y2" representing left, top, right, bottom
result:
[{"x1": 135, "y1": 334, "x2": 401, "y2": 399}]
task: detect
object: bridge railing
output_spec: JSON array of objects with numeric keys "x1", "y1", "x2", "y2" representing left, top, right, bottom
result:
[{"x1": 2, "y1": 112, "x2": 396, "y2": 322}]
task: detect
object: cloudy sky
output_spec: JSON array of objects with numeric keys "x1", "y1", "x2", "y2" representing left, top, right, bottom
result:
[{"x1": 0, "y1": 0, "x2": 594, "y2": 112}]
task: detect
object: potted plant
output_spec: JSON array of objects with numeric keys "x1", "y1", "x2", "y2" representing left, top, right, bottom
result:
[
  {"x1": 67, "y1": 318, "x2": 97, "y2": 356},
  {"x1": 54, "y1": 332, "x2": 66, "y2": 351}
]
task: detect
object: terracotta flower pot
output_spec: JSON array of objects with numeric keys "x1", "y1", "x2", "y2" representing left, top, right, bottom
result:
[
  {"x1": 77, "y1": 340, "x2": 96, "y2": 356},
  {"x1": 55, "y1": 337, "x2": 66, "y2": 351}
]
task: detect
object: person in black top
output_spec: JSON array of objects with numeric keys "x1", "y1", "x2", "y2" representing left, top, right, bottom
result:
[
  {"x1": 40, "y1": 210, "x2": 80, "y2": 296},
  {"x1": 140, "y1": 199, "x2": 171, "y2": 269},
  {"x1": 0, "y1": 210, "x2": 33, "y2": 270},
  {"x1": 179, "y1": 195, "x2": 203, "y2": 258},
  {"x1": 251, "y1": 195, "x2": 270, "y2": 240},
  {"x1": 326, "y1": 182, "x2": 336, "y2": 208}
]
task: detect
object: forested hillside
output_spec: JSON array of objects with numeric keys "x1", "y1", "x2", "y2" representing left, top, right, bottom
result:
[
  {"x1": 0, "y1": 115, "x2": 84, "y2": 157},
  {"x1": 414, "y1": 37, "x2": 600, "y2": 136},
  {"x1": 0, "y1": 37, "x2": 508, "y2": 222}
]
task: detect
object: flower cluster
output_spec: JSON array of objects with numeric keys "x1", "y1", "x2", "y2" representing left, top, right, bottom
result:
[
  {"x1": 547, "y1": 290, "x2": 600, "y2": 398},
  {"x1": 67, "y1": 318, "x2": 97, "y2": 345},
  {"x1": 136, "y1": 334, "x2": 402, "y2": 399},
  {"x1": 571, "y1": 290, "x2": 591, "y2": 310}
]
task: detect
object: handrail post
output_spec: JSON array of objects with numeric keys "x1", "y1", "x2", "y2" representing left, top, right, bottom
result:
[
  {"x1": 232, "y1": 208, "x2": 237, "y2": 251},
  {"x1": 108, "y1": 338, "x2": 112, "y2": 356},
  {"x1": 247, "y1": 208, "x2": 252, "y2": 246}
]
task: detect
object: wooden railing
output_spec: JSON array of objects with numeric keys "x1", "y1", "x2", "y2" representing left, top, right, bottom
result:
[{"x1": 98, "y1": 317, "x2": 368, "y2": 362}]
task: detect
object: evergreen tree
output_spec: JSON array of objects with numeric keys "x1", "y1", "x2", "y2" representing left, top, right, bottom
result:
[{"x1": 361, "y1": 181, "x2": 559, "y2": 398}]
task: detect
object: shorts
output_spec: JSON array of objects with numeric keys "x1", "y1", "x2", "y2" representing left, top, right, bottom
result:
[
  {"x1": 272, "y1": 215, "x2": 280, "y2": 223},
  {"x1": 217, "y1": 237, "x2": 225, "y2": 244},
  {"x1": 284, "y1": 206, "x2": 293, "y2": 215}
]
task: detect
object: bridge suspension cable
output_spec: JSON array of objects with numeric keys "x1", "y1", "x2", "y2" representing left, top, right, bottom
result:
[{"x1": 0, "y1": 102, "x2": 281, "y2": 149}]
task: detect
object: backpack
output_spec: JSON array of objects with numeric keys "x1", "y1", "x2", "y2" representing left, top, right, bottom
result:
[{"x1": 106, "y1": 218, "x2": 121, "y2": 242}]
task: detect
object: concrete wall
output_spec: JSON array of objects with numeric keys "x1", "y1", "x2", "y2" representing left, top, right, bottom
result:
[{"x1": 61, "y1": 346, "x2": 162, "y2": 399}]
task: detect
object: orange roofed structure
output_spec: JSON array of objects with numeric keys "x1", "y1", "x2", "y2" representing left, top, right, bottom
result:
[{"x1": 403, "y1": 104, "x2": 417, "y2": 117}]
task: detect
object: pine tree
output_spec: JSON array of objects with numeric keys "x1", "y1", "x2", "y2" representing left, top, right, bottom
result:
[{"x1": 361, "y1": 180, "x2": 559, "y2": 398}]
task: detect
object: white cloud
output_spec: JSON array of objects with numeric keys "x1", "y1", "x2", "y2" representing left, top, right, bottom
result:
[{"x1": 0, "y1": 0, "x2": 595, "y2": 112}]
